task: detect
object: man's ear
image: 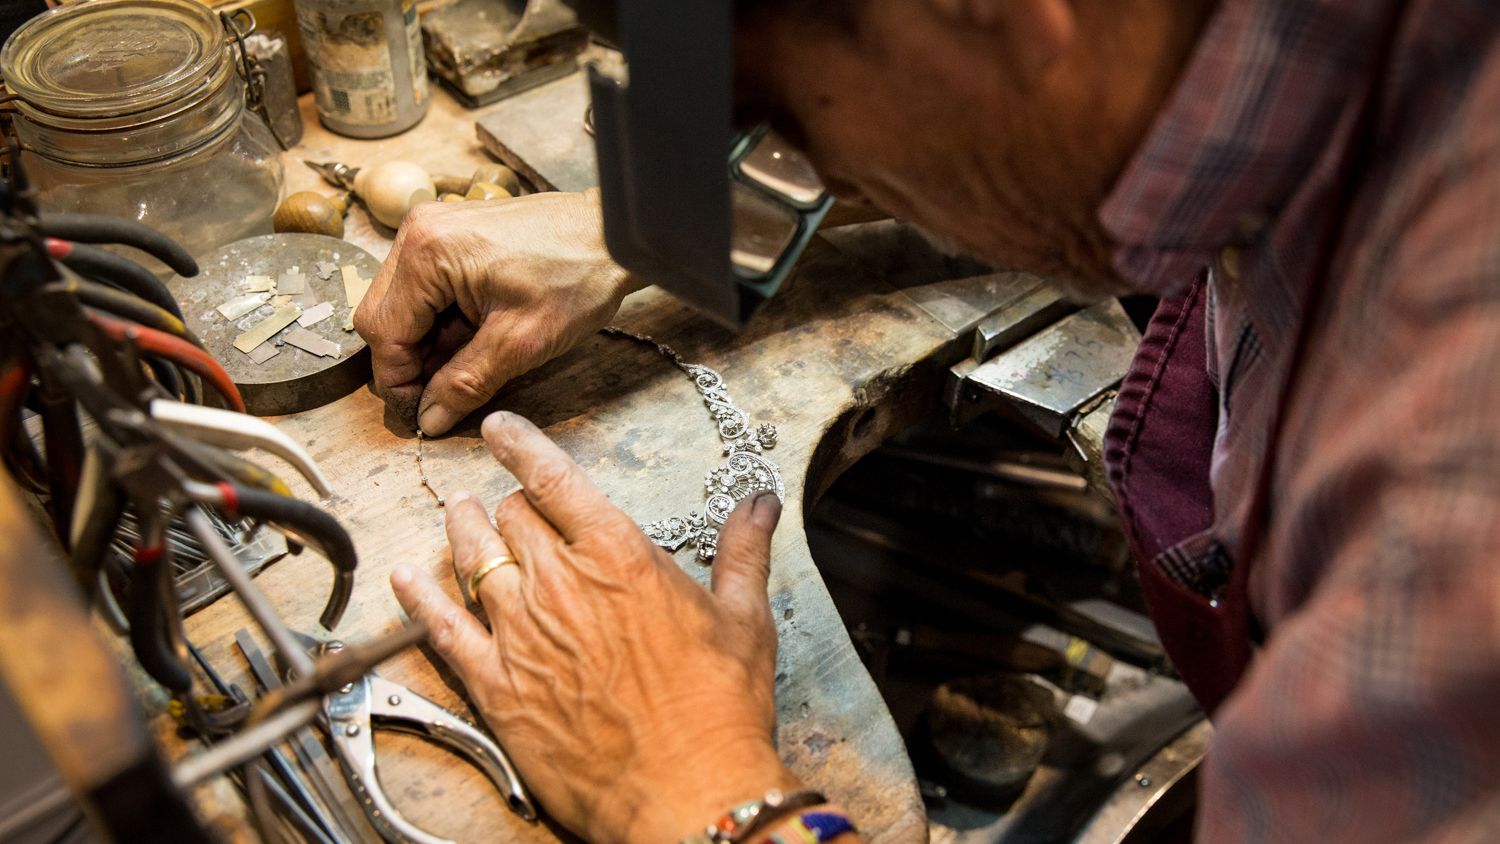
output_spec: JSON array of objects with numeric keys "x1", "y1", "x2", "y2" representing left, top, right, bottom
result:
[{"x1": 925, "y1": 0, "x2": 1075, "y2": 80}]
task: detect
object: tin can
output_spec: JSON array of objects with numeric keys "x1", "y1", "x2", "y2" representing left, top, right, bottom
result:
[{"x1": 294, "y1": 0, "x2": 429, "y2": 138}]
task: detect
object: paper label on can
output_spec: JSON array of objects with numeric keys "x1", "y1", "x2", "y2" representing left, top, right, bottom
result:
[
  {"x1": 403, "y1": 0, "x2": 429, "y2": 106},
  {"x1": 300, "y1": 8, "x2": 398, "y2": 127}
]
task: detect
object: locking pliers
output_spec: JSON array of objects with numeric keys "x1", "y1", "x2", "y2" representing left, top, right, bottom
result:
[{"x1": 289, "y1": 632, "x2": 537, "y2": 844}]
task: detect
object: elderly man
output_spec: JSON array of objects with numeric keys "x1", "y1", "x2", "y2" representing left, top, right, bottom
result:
[{"x1": 355, "y1": 0, "x2": 1500, "y2": 841}]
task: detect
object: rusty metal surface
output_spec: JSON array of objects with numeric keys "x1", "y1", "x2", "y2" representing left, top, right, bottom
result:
[{"x1": 167, "y1": 233, "x2": 377, "y2": 417}]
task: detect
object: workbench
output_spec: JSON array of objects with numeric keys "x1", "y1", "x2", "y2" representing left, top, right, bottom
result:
[{"x1": 167, "y1": 84, "x2": 1026, "y2": 844}]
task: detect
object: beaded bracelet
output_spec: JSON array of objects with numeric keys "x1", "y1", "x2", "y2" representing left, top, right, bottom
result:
[
  {"x1": 694, "y1": 790, "x2": 826, "y2": 844},
  {"x1": 759, "y1": 806, "x2": 858, "y2": 844}
]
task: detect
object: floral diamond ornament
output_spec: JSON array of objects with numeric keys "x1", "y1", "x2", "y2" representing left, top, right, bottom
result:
[{"x1": 637, "y1": 366, "x2": 783, "y2": 562}]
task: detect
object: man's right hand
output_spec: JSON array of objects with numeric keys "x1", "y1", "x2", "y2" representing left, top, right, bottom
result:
[
  {"x1": 390, "y1": 413, "x2": 800, "y2": 844},
  {"x1": 354, "y1": 188, "x2": 642, "y2": 436}
]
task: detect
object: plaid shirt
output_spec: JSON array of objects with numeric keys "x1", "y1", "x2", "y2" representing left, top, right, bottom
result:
[{"x1": 1099, "y1": 0, "x2": 1500, "y2": 841}]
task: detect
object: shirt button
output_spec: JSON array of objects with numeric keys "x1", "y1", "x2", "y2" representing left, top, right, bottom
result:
[{"x1": 1220, "y1": 246, "x2": 1241, "y2": 280}]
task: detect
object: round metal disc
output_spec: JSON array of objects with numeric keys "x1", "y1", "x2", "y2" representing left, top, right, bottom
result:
[{"x1": 168, "y1": 233, "x2": 379, "y2": 417}]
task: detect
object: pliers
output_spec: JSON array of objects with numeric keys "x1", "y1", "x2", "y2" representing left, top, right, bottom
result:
[
  {"x1": 59, "y1": 386, "x2": 354, "y2": 702},
  {"x1": 196, "y1": 481, "x2": 355, "y2": 631},
  {"x1": 284, "y1": 631, "x2": 538, "y2": 844},
  {"x1": 92, "y1": 397, "x2": 355, "y2": 628},
  {"x1": 148, "y1": 399, "x2": 333, "y2": 498},
  {"x1": 139, "y1": 399, "x2": 353, "y2": 627}
]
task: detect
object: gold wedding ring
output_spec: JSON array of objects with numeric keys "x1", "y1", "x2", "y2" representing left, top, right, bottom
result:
[{"x1": 469, "y1": 554, "x2": 519, "y2": 596}]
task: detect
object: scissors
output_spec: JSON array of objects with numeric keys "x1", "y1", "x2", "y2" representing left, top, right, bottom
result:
[{"x1": 285, "y1": 631, "x2": 538, "y2": 844}]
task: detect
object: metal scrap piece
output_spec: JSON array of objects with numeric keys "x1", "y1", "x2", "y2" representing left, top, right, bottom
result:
[
  {"x1": 247, "y1": 344, "x2": 281, "y2": 364},
  {"x1": 242, "y1": 275, "x2": 276, "y2": 292},
  {"x1": 233, "y1": 304, "x2": 303, "y2": 354},
  {"x1": 278, "y1": 271, "x2": 307, "y2": 295},
  {"x1": 315, "y1": 261, "x2": 337, "y2": 280},
  {"x1": 216, "y1": 292, "x2": 271, "y2": 321},
  {"x1": 341, "y1": 265, "x2": 371, "y2": 310},
  {"x1": 270, "y1": 294, "x2": 293, "y2": 308},
  {"x1": 165, "y1": 233, "x2": 379, "y2": 417},
  {"x1": 284, "y1": 328, "x2": 341, "y2": 358},
  {"x1": 297, "y1": 301, "x2": 336, "y2": 327}
]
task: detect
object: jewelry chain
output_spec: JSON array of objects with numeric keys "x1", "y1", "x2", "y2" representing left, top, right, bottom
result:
[
  {"x1": 416, "y1": 432, "x2": 443, "y2": 506},
  {"x1": 415, "y1": 329, "x2": 782, "y2": 562}
]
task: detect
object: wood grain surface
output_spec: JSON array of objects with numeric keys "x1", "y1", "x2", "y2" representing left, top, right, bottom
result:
[{"x1": 161, "y1": 89, "x2": 1003, "y2": 844}]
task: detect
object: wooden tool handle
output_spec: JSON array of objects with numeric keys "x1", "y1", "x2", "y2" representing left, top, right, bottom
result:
[
  {"x1": 434, "y1": 163, "x2": 522, "y2": 198},
  {"x1": 274, "y1": 191, "x2": 350, "y2": 238},
  {"x1": 469, "y1": 163, "x2": 520, "y2": 196},
  {"x1": 352, "y1": 162, "x2": 437, "y2": 228},
  {"x1": 465, "y1": 182, "x2": 512, "y2": 201}
]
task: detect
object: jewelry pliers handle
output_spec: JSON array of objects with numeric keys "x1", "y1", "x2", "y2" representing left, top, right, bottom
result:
[{"x1": 325, "y1": 671, "x2": 537, "y2": 844}]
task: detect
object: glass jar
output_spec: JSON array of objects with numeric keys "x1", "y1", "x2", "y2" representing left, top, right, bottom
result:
[{"x1": 2, "y1": 0, "x2": 284, "y2": 274}]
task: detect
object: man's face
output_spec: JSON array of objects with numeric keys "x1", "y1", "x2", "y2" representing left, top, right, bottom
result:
[{"x1": 733, "y1": 0, "x2": 1206, "y2": 300}]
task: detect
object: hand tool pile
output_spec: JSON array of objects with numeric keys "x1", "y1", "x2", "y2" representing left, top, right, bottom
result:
[
  {"x1": 0, "y1": 156, "x2": 439, "y2": 840},
  {"x1": 279, "y1": 159, "x2": 523, "y2": 237}
]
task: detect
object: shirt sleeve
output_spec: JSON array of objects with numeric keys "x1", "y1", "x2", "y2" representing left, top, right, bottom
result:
[{"x1": 1193, "y1": 74, "x2": 1500, "y2": 844}]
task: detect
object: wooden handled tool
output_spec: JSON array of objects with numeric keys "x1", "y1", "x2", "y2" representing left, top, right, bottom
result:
[
  {"x1": 304, "y1": 160, "x2": 437, "y2": 229},
  {"x1": 301, "y1": 160, "x2": 527, "y2": 231},
  {"x1": 274, "y1": 191, "x2": 351, "y2": 238},
  {"x1": 434, "y1": 163, "x2": 521, "y2": 201}
]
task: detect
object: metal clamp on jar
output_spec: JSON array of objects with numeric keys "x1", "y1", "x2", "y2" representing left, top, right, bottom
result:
[{"x1": 1, "y1": 0, "x2": 285, "y2": 276}]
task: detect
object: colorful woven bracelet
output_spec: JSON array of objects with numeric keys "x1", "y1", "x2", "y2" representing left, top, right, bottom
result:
[
  {"x1": 710, "y1": 789, "x2": 827, "y2": 844},
  {"x1": 761, "y1": 806, "x2": 857, "y2": 844}
]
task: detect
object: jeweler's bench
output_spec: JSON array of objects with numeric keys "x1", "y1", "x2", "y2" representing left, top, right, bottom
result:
[{"x1": 166, "y1": 86, "x2": 1013, "y2": 844}]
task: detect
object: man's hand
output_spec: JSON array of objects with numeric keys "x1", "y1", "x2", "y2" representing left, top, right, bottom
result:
[
  {"x1": 390, "y1": 412, "x2": 800, "y2": 844},
  {"x1": 354, "y1": 190, "x2": 642, "y2": 436}
]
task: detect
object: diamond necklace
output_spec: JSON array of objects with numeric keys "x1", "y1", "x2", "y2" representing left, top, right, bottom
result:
[{"x1": 415, "y1": 328, "x2": 783, "y2": 562}]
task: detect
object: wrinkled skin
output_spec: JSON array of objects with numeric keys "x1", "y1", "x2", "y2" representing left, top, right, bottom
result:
[
  {"x1": 391, "y1": 413, "x2": 797, "y2": 844},
  {"x1": 730, "y1": 0, "x2": 1211, "y2": 299},
  {"x1": 353, "y1": 190, "x2": 639, "y2": 435}
]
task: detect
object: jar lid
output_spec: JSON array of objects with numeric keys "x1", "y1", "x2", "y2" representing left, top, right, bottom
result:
[{"x1": 1, "y1": 0, "x2": 229, "y2": 119}]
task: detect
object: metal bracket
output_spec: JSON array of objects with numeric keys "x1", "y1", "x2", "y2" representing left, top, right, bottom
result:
[
  {"x1": 946, "y1": 298, "x2": 1142, "y2": 444},
  {"x1": 970, "y1": 282, "x2": 1076, "y2": 361}
]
